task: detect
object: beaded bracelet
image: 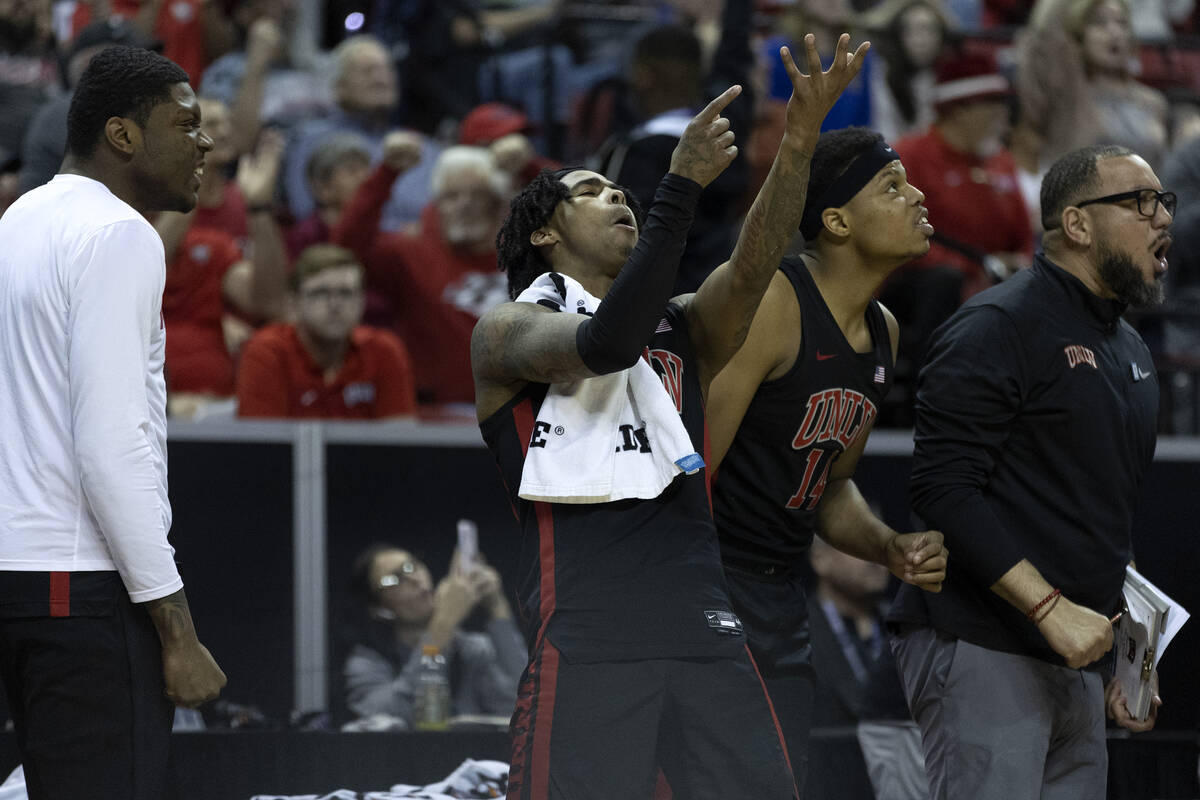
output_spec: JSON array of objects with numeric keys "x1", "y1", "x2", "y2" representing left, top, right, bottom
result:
[{"x1": 1027, "y1": 588, "x2": 1061, "y2": 622}]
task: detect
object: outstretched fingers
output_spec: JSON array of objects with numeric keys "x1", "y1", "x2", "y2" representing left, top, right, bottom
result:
[
  {"x1": 780, "y1": 34, "x2": 870, "y2": 93},
  {"x1": 835, "y1": 41, "x2": 871, "y2": 88}
]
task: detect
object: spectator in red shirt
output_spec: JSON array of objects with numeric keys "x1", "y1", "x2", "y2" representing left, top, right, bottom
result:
[
  {"x1": 63, "y1": 0, "x2": 235, "y2": 82},
  {"x1": 162, "y1": 226, "x2": 244, "y2": 403},
  {"x1": 881, "y1": 51, "x2": 1033, "y2": 425},
  {"x1": 333, "y1": 139, "x2": 509, "y2": 413},
  {"x1": 236, "y1": 244, "x2": 417, "y2": 419},
  {"x1": 893, "y1": 52, "x2": 1033, "y2": 297},
  {"x1": 161, "y1": 121, "x2": 287, "y2": 419},
  {"x1": 156, "y1": 95, "x2": 288, "y2": 258},
  {"x1": 192, "y1": 96, "x2": 250, "y2": 239},
  {"x1": 285, "y1": 132, "x2": 373, "y2": 262}
]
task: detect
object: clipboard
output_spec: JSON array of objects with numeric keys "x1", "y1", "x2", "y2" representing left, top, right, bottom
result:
[{"x1": 1114, "y1": 566, "x2": 1190, "y2": 720}]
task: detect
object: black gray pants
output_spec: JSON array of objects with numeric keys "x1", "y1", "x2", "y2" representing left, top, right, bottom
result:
[{"x1": 891, "y1": 626, "x2": 1106, "y2": 800}]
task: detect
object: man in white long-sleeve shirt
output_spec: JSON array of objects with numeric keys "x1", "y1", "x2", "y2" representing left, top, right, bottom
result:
[{"x1": 0, "y1": 45, "x2": 226, "y2": 799}]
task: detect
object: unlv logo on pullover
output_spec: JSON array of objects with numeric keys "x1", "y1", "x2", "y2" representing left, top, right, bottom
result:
[{"x1": 714, "y1": 255, "x2": 893, "y2": 568}]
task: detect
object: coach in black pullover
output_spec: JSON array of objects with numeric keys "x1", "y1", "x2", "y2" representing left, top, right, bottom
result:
[{"x1": 889, "y1": 145, "x2": 1169, "y2": 800}]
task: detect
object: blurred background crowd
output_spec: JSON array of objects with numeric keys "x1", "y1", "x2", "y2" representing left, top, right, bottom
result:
[{"x1": 3, "y1": 0, "x2": 1199, "y2": 431}]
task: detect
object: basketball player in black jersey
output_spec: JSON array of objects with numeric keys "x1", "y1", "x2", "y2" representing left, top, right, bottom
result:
[
  {"x1": 471, "y1": 36, "x2": 869, "y2": 800},
  {"x1": 705, "y1": 127, "x2": 951, "y2": 785}
]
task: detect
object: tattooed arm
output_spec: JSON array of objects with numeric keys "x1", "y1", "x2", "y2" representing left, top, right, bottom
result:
[
  {"x1": 142, "y1": 588, "x2": 227, "y2": 708},
  {"x1": 686, "y1": 34, "x2": 870, "y2": 393}
]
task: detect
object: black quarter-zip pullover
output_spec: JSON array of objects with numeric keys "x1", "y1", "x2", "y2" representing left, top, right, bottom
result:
[{"x1": 890, "y1": 253, "x2": 1159, "y2": 665}]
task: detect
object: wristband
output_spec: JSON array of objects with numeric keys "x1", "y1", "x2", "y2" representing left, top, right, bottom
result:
[
  {"x1": 1034, "y1": 593, "x2": 1061, "y2": 624},
  {"x1": 1027, "y1": 588, "x2": 1061, "y2": 622}
]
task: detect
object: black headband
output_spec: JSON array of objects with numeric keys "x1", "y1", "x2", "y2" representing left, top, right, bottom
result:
[{"x1": 799, "y1": 141, "x2": 900, "y2": 241}]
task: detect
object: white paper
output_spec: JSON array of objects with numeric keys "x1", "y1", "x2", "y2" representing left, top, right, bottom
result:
[{"x1": 1114, "y1": 565, "x2": 1191, "y2": 719}]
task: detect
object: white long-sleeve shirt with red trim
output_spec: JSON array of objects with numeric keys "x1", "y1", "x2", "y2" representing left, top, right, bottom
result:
[{"x1": 0, "y1": 174, "x2": 182, "y2": 603}]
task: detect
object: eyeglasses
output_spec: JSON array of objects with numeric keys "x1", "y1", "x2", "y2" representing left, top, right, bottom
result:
[
  {"x1": 300, "y1": 286, "x2": 362, "y2": 303},
  {"x1": 1076, "y1": 189, "x2": 1176, "y2": 219},
  {"x1": 377, "y1": 560, "x2": 420, "y2": 589}
]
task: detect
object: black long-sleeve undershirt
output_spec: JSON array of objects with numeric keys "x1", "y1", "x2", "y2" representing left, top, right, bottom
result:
[{"x1": 576, "y1": 172, "x2": 700, "y2": 375}]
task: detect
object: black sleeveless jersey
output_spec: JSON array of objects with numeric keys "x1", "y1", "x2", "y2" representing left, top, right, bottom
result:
[
  {"x1": 713, "y1": 255, "x2": 894, "y2": 569},
  {"x1": 479, "y1": 301, "x2": 744, "y2": 664}
]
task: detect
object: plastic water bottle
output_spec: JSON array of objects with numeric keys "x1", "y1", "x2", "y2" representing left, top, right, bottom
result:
[{"x1": 414, "y1": 644, "x2": 451, "y2": 730}]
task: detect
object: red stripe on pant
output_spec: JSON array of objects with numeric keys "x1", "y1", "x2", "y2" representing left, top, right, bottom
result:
[
  {"x1": 508, "y1": 640, "x2": 560, "y2": 800},
  {"x1": 528, "y1": 641, "x2": 559, "y2": 799},
  {"x1": 49, "y1": 571, "x2": 70, "y2": 617},
  {"x1": 511, "y1": 394, "x2": 563, "y2": 799},
  {"x1": 745, "y1": 645, "x2": 800, "y2": 800}
]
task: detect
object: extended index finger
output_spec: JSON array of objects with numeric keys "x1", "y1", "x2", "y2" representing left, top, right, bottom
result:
[{"x1": 695, "y1": 84, "x2": 743, "y2": 123}]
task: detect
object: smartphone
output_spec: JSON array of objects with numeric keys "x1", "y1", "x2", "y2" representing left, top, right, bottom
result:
[{"x1": 457, "y1": 519, "x2": 479, "y2": 574}]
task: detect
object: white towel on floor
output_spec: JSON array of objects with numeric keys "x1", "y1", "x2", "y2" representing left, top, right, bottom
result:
[{"x1": 514, "y1": 272, "x2": 704, "y2": 504}]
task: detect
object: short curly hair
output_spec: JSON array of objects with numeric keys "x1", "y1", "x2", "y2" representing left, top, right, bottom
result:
[
  {"x1": 495, "y1": 167, "x2": 645, "y2": 300},
  {"x1": 67, "y1": 45, "x2": 190, "y2": 159},
  {"x1": 800, "y1": 127, "x2": 888, "y2": 241}
]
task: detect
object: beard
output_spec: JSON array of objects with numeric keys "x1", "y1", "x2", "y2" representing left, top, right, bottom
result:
[{"x1": 1096, "y1": 241, "x2": 1164, "y2": 308}]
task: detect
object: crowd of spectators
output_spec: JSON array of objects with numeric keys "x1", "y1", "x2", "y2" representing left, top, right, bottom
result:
[{"x1": 3, "y1": 0, "x2": 1200, "y2": 428}]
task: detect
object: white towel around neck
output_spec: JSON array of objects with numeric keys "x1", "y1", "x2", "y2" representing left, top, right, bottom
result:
[{"x1": 513, "y1": 272, "x2": 704, "y2": 504}]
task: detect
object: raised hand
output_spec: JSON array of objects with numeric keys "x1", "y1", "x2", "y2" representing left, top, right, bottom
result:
[
  {"x1": 490, "y1": 133, "x2": 535, "y2": 176},
  {"x1": 382, "y1": 130, "x2": 424, "y2": 173},
  {"x1": 1036, "y1": 596, "x2": 1115, "y2": 669},
  {"x1": 779, "y1": 33, "x2": 870, "y2": 144},
  {"x1": 431, "y1": 573, "x2": 480, "y2": 632},
  {"x1": 246, "y1": 17, "x2": 283, "y2": 70},
  {"x1": 884, "y1": 530, "x2": 947, "y2": 592},
  {"x1": 668, "y1": 84, "x2": 742, "y2": 189},
  {"x1": 236, "y1": 129, "x2": 285, "y2": 208}
]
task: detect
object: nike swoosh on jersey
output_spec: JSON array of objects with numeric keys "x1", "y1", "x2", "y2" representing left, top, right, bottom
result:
[{"x1": 816, "y1": 351, "x2": 837, "y2": 361}]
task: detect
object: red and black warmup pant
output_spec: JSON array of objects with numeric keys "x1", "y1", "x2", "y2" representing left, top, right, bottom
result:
[
  {"x1": 723, "y1": 564, "x2": 817, "y2": 792},
  {"x1": 0, "y1": 571, "x2": 174, "y2": 800},
  {"x1": 507, "y1": 637, "x2": 798, "y2": 800}
]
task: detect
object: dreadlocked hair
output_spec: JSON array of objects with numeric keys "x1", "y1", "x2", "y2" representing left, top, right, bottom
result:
[
  {"x1": 496, "y1": 167, "x2": 649, "y2": 300},
  {"x1": 497, "y1": 168, "x2": 572, "y2": 300}
]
